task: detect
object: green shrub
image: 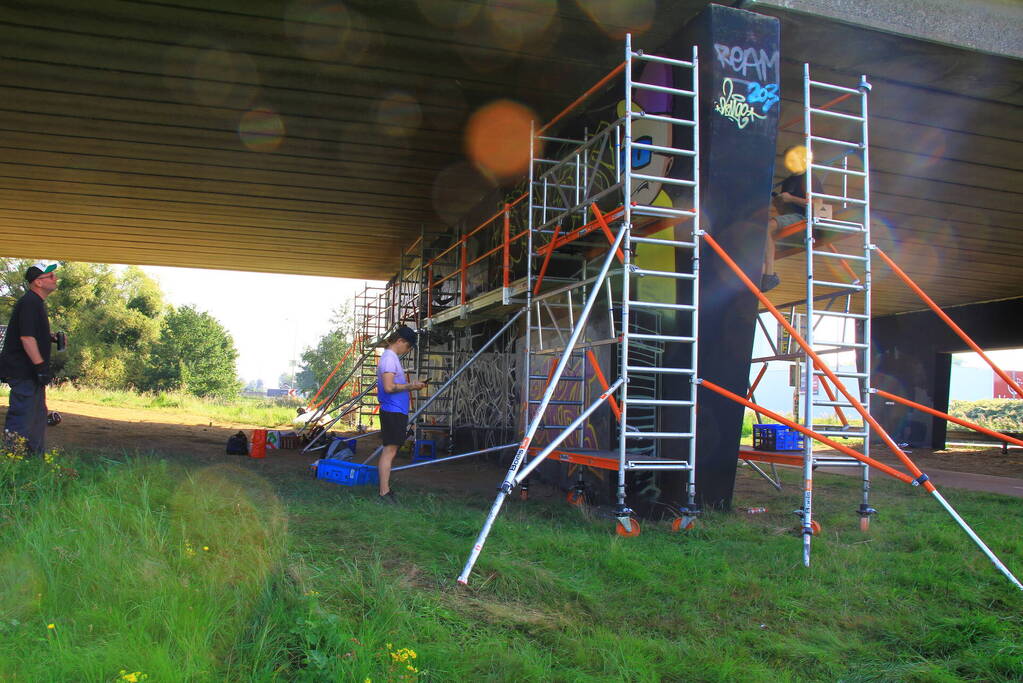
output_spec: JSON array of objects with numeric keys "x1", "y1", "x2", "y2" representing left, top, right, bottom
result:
[{"x1": 949, "y1": 399, "x2": 1023, "y2": 431}]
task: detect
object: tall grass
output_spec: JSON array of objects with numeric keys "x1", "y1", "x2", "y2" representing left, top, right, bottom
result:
[{"x1": 2, "y1": 441, "x2": 1021, "y2": 681}]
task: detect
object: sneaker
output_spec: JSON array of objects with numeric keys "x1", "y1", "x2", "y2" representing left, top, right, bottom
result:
[
  {"x1": 377, "y1": 491, "x2": 399, "y2": 505},
  {"x1": 760, "y1": 273, "x2": 780, "y2": 293}
]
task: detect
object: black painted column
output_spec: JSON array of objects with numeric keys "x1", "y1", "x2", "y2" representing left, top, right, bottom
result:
[{"x1": 663, "y1": 5, "x2": 781, "y2": 509}]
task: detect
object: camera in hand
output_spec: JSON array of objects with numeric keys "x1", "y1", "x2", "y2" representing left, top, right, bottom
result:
[{"x1": 56, "y1": 331, "x2": 66, "y2": 351}]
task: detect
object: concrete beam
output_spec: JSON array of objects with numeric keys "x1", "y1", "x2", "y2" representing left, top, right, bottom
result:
[{"x1": 743, "y1": 0, "x2": 1023, "y2": 59}]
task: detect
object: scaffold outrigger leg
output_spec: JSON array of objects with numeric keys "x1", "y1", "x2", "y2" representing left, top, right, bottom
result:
[{"x1": 457, "y1": 221, "x2": 629, "y2": 585}]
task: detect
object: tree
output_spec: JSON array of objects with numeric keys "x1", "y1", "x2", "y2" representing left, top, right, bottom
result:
[
  {"x1": 142, "y1": 305, "x2": 241, "y2": 398},
  {"x1": 296, "y1": 305, "x2": 359, "y2": 397},
  {"x1": 0, "y1": 259, "x2": 164, "y2": 388}
]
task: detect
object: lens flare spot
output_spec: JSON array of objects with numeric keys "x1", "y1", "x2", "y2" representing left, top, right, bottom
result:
[
  {"x1": 915, "y1": 127, "x2": 947, "y2": 170},
  {"x1": 465, "y1": 99, "x2": 536, "y2": 181},
  {"x1": 162, "y1": 44, "x2": 260, "y2": 109},
  {"x1": 285, "y1": 1, "x2": 371, "y2": 62},
  {"x1": 377, "y1": 92, "x2": 423, "y2": 138},
  {"x1": 239, "y1": 108, "x2": 286, "y2": 152},
  {"x1": 432, "y1": 162, "x2": 494, "y2": 226},
  {"x1": 485, "y1": 0, "x2": 557, "y2": 48},
  {"x1": 575, "y1": 0, "x2": 656, "y2": 38},
  {"x1": 415, "y1": 0, "x2": 480, "y2": 28},
  {"x1": 0, "y1": 553, "x2": 43, "y2": 621},
  {"x1": 784, "y1": 145, "x2": 808, "y2": 174}
]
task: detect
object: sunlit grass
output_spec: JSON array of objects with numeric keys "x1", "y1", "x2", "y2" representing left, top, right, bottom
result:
[
  {"x1": 0, "y1": 384, "x2": 299, "y2": 428},
  {"x1": 1, "y1": 439, "x2": 1021, "y2": 681}
]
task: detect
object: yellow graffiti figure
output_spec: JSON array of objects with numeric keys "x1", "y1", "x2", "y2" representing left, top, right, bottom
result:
[{"x1": 714, "y1": 78, "x2": 766, "y2": 129}]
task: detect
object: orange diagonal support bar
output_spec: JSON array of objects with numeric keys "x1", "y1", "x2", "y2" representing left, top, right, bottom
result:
[
  {"x1": 701, "y1": 379, "x2": 914, "y2": 485},
  {"x1": 747, "y1": 362, "x2": 769, "y2": 423},
  {"x1": 540, "y1": 205, "x2": 627, "y2": 255},
  {"x1": 827, "y1": 244, "x2": 860, "y2": 283},
  {"x1": 585, "y1": 348, "x2": 621, "y2": 422},
  {"x1": 533, "y1": 224, "x2": 562, "y2": 295},
  {"x1": 875, "y1": 389, "x2": 1023, "y2": 450},
  {"x1": 779, "y1": 92, "x2": 853, "y2": 132},
  {"x1": 875, "y1": 247, "x2": 1023, "y2": 398},
  {"x1": 701, "y1": 231, "x2": 934, "y2": 491},
  {"x1": 747, "y1": 363, "x2": 768, "y2": 400},
  {"x1": 537, "y1": 61, "x2": 626, "y2": 137},
  {"x1": 306, "y1": 336, "x2": 364, "y2": 410},
  {"x1": 590, "y1": 203, "x2": 625, "y2": 264},
  {"x1": 816, "y1": 374, "x2": 850, "y2": 427},
  {"x1": 775, "y1": 216, "x2": 808, "y2": 242}
]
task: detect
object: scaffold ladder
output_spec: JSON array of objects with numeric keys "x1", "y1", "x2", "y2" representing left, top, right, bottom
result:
[
  {"x1": 458, "y1": 38, "x2": 700, "y2": 584},
  {"x1": 798, "y1": 66, "x2": 874, "y2": 563}
]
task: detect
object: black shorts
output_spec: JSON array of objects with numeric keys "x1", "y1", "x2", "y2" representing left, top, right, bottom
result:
[{"x1": 379, "y1": 410, "x2": 409, "y2": 446}]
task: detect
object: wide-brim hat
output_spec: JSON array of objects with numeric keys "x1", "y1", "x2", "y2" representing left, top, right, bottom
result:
[{"x1": 25, "y1": 261, "x2": 58, "y2": 283}]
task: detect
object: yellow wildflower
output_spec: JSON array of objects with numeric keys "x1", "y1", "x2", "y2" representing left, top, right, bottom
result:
[
  {"x1": 47, "y1": 623, "x2": 55, "y2": 630},
  {"x1": 202, "y1": 546, "x2": 209, "y2": 552}
]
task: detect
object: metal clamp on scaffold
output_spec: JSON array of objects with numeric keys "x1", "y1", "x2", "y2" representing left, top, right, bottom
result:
[{"x1": 912, "y1": 473, "x2": 930, "y2": 487}]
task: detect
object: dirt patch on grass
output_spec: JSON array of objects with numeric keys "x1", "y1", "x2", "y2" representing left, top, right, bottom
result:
[{"x1": 6, "y1": 398, "x2": 1023, "y2": 496}]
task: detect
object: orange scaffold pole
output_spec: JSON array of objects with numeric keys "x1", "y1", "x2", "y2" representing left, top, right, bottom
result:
[
  {"x1": 306, "y1": 336, "x2": 364, "y2": 411},
  {"x1": 537, "y1": 62, "x2": 626, "y2": 137},
  {"x1": 875, "y1": 247, "x2": 1023, "y2": 398},
  {"x1": 703, "y1": 379, "x2": 912, "y2": 483},
  {"x1": 702, "y1": 231, "x2": 929, "y2": 485},
  {"x1": 701, "y1": 231, "x2": 1023, "y2": 591},
  {"x1": 875, "y1": 389, "x2": 1023, "y2": 450}
]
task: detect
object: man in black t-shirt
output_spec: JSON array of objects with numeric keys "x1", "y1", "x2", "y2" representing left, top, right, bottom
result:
[{"x1": 0, "y1": 261, "x2": 59, "y2": 454}]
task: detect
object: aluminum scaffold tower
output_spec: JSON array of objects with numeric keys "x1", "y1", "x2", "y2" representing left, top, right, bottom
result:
[
  {"x1": 459, "y1": 36, "x2": 701, "y2": 584},
  {"x1": 701, "y1": 67, "x2": 1021, "y2": 589},
  {"x1": 797, "y1": 65, "x2": 875, "y2": 555}
]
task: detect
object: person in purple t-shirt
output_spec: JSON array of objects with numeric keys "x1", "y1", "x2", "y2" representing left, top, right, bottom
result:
[{"x1": 375, "y1": 325, "x2": 426, "y2": 504}]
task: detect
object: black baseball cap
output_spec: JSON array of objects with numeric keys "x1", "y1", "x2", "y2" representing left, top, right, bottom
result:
[
  {"x1": 25, "y1": 261, "x2": 58, "y2": 283},
  {"x1": 396, "y1": 325, "x2": 418, "y2": 348}
]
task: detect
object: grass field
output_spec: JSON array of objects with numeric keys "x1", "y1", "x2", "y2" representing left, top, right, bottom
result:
[
  {"x1": 0, "y1": 384, "x2": 299, "y2": 429},
  {"x1": 1, "y1": 441, "x2": 1021, "y2": 682}
]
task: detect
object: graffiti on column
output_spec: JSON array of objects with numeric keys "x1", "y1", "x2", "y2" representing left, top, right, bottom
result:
[{"x1": 712, "y1": 42, "x2": 780, "y2": 129}]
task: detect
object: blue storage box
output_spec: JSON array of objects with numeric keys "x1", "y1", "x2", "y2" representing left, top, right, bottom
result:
[
  {"x1": 753, "y1": 424, "x2": 805, "y2": 451},
  {"x1": 316, "y1": 458, "x2": 379, "y2": 486}
]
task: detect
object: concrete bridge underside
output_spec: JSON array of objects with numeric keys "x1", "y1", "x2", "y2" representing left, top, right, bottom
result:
[{"x1": 0, "y1": 0, "x2": 1019, "y2": 318}]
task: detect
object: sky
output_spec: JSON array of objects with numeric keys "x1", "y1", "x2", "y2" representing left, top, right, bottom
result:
[
  {"x1": 122, "y1": 266, "x2": 1023, "y2": 394},
  {"x1": 138, "y1": 265, "x2": 384, "y2": 388}
]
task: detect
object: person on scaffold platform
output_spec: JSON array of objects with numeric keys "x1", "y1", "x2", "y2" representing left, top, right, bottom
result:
[{"x1": 762, "y1": 145, "x2": 822, "y2": 293}]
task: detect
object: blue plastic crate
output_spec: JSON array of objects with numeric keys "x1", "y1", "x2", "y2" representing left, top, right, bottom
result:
[
  {"x1": 753, "y1": 424, "x2": 805, "y2": 452},
  {"x1": 316, "y1": 458, "x2": 379, "y2": 486}
]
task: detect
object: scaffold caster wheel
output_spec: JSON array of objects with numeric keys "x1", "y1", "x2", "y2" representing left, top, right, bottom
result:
[
  {"x1": 857, "y1": 505, "x2": 877, "y2": 532},
  {"x1": 671, "y1": 517, "x2": 696, "y2": 532},
  {"x1": 566, "y1": 490, "x2": 585, "y2": 507},
  {"x1": 615, "y1": 518, "x2": 641, "y2": 537},
  {"x1": 809, "y1": 520, "x2": 822, "y2": 535}
]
